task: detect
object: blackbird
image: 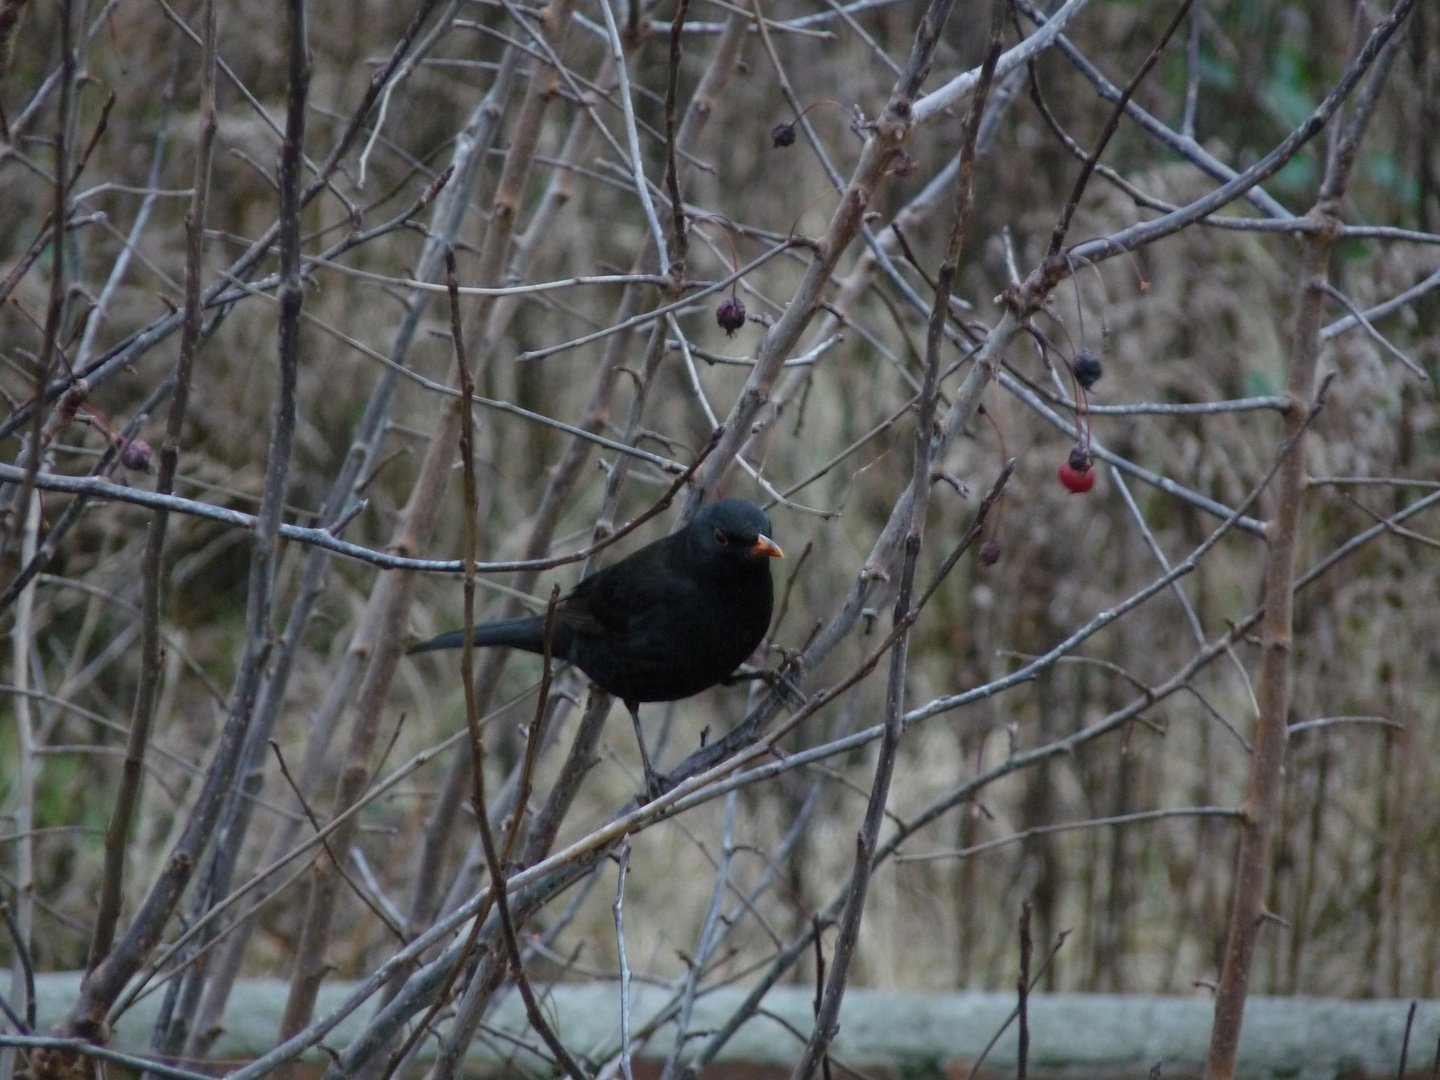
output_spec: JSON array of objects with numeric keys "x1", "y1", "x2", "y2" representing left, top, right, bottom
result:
[{"x1": 408, "y1": 498, "x2": 784, "y2": 792}]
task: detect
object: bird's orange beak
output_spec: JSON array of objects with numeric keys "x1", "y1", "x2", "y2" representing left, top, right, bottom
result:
[{"x1": 752, "y1": 534, "x2": 784, "y2": 558}]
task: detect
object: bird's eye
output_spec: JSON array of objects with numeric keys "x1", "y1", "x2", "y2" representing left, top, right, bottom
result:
[{"x1": 713, "y1": 527, "x2": 729, "y2": 546}]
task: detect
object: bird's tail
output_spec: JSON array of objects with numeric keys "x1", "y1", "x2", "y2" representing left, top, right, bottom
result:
[{"x1": 406, "y1": 616, "x2": 549, "y2": 656}]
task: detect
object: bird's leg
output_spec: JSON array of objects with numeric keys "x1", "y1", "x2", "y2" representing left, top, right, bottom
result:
[{"x1": 626, "y1": 700, "x2": 666, "y2": 800}]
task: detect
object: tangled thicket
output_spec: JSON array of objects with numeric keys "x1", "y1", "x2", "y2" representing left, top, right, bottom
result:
[{"x1": 0, "y1": 0, "x2": 1437, "y2": 1076}]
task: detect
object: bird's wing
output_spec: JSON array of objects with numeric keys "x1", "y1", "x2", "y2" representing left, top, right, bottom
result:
[
  {"x1": 553, "y1": 587, "x2": 611, "y2": 636},
  {"x1": 559, "y1": 541, "x2": 683, "y2": 638}
]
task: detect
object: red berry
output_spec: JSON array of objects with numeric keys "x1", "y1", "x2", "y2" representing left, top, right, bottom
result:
[
  {"x1": 1058, "y1": 459, "x2": 1094, "y2": 493},
  {"x1": 979, "y1": 538, "x2": 1002, "y2": 565}
]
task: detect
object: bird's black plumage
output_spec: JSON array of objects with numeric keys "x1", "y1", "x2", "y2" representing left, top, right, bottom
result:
[{"x1": 409, "y1": 499, "x2": 783, "y2": 788}]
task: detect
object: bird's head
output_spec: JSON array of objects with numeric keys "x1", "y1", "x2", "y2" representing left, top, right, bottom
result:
[{"x1": 690, "y1": 499, "x2": 784, "y2": 567}]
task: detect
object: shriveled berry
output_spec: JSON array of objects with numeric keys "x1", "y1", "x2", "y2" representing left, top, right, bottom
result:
[
  {"x1": 771, "y1": 122, "x2": 797, "y2": 148},
  {"x1": 121, "y1": 438, "x2": 153, "y2": 471},
  {"x1": 979, "y1": 538, "x2": 1002, "y2": 565},
  {"x1": 716, "y1": 295, "x2": 746, "y2": 336},
  {"x1": 1059, "y1": 442, "x2": 1095, "y2": 493},
  {"x1": 1071, "y1": 348, "x2": 1100, "y2": 391},
  {"x1": 1072, "y1": 349, "x2": 1103, "y2": 390},
  {"x1": 1058, "y1": 444, "x2": 1095, "y2": 493},
  {"x1": 59, "y1": 382, "x2": 89, "y2": 420}
]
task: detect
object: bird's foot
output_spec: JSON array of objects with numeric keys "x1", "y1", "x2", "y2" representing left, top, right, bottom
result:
[
  {"x1": 725, "y1": 665, "x2": 806, "y2": 709},
  {"x1": 640, "y1": 763, "x2": 669, "y2": 802}
]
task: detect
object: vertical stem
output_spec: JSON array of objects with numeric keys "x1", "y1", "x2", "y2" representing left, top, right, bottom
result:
[
  {"x1": 1203, "y1": 230, "x2": 1329, "y2": 1080},
  {"x1": 0, "y1": 493, "x2": 39, "y2": 1080},
  {"x1": 789, "y1": 19, "x2": 1000, "y2": 1079},
  {"x1": 1017, "y1": 902, "x2": 1032, "y2": 1080},
  {"x1": 279, "y1": 0, "x2": 576, "y2": 1047},
  {"x1": 661, "y1": 0, "x2": 691, "y2": 282},
  {"x1": 614, "y1": 837, "x2": 635, "y2": 1080},
  {"x1": 63, "y1": 0, "x2": 319, "y2": 1040},
  {"x1": 1204, "y1": 16, "x2": 1411, "y2": 1073},
  {"x1": 13, "y1": 0, "x2": 71, "y2": 544},
  {"x1": 1180, "y1": 0, "x2": 1201, "y2": 139},
  {"x1": 596, "y1": 0, "x2": 668, "y2": 276},
  {"x1": 89, "y1": 0, "x2": 215, "y2": 970},
  {"x1": 193, "y1": 49, "x2": 524, "y2": 1050}
]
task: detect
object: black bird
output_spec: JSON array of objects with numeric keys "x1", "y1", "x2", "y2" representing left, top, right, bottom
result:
[{"x1": 408, "y1": 499, "x2": 784, "y2": 793}]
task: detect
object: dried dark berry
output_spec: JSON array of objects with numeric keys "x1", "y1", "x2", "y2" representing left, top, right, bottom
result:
[
  {"x1": 1072, "y1": 349, "x2": 1103, "y2": 390},
  {"x1": 58, "y1": 383, "x2": 89, "y2": 420},
  {"x1": 1059, "y1": 442, "x2": 1094, "y2": 493},
  {"x1": 716, "y1": 295, "x2": 746, "y2": 336},
  {"x1": 979, "y1": 538, "x2": 1002, "y2": 566},
  {"x1": 770, "y1": 122, "x2": 797, "y2": 148},
  {"x1": 121, "y1": 438, "x2": 153, "y2": 472}
]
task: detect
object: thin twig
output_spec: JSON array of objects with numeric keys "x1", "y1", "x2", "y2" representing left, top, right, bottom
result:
[
  {"x1": 86, "y1": 0, "x2": 216, "y2": 975},
  {"x1": 1018, "y1": 903, "x2": 1032, "y2": 1080},
  {"x1": 596, "y1": 0, "x2": 669, "y2": 275},
  {"x1": 453, "y1": 250, "x2": 590, "y2": 1080},
  {"x1": 962, "y1": 931, "x2": 1071, "y2": 1080},
  {"x1": 614, "y1": 837, "x2": 635, "y2": 1080},
  {"x1": 1046, "y1": 0, "x2": 1196, "y2": 258},
  {"x1": 1318, "y1": 281, "x2": 1428, "y2": 381},
  {"x1": 661, "y1": 0, "x2": 693, "y2": 280},
  {"x1": 267, "y1": 743, "x2": 405, "y2": 941},
  {"x1": 0, "y1": 905, "x2": 33, "y2": 1031},
  {"x1": 1398, "y1": 1000, "x2": 1417, "y2": 1080}
]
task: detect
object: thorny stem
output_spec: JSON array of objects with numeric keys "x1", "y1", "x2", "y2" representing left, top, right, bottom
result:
[
  {"x1": 661, "y1": 0, "x2": 692, "y2": 283},
  {"x1": 1203, "y1": 11, "x2": 1412, "y2": 1076}
]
